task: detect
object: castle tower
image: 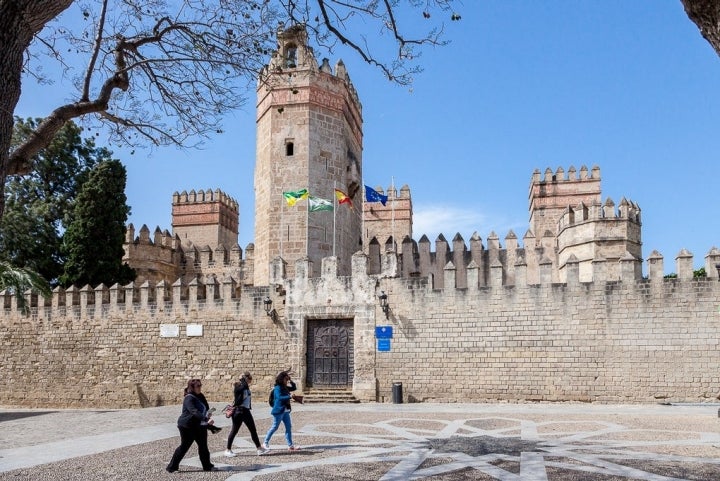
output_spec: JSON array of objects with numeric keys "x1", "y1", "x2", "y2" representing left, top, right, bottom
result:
[
  {"x1": 171, "y1": 189, "x2": 239, "y2": 250},
  {"x1": 528, "y1": 166, "x2": 602, "y2": 241},
  {"x1": 254, "y1": 25, "x2": 363, "y2": 284},
  {"x1": 557, "y1": 197, "x2": 642, "y2": 281},
  {"x1": 528, "y1": 166, "x2": 642, "y2": 282},
  {"x1": 362, "y1": 184, "x2": 413, "y2": 251}
]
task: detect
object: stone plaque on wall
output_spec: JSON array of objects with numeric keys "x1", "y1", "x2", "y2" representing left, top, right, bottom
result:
[
  {"x1": 187, "y1": 324, "x2": 203, "y2": 337},
  {"x1": 160, "y1": 324, "x2": 180, "y2": 337}
]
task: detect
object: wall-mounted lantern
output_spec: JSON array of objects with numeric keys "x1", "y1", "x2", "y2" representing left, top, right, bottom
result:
[
  {"x1": 378, "y1": 291, "x2": 390, "y2": 319},
  {"x1": 263, "y1": 296, "x2": 278, "y2": 322}
]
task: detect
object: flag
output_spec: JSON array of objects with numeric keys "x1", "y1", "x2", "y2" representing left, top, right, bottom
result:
[
  {"x1": 364, "y1": 185, "x2": 388, "y2": 206},
  {"x1": 308, "y1": 196, "x2": 333, "y2": 212},
  {"x1": 283, "y1": 189, "x2": 308, "y2": 206},
  {"x1": 334, "y1": 189, "x2": 353, "y2": 207}
]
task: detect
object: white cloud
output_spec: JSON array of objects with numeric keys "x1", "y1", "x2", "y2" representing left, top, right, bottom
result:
[
  {"x1": 412, "y1": 203, "x2": 527, "y2": 244},
  {"x1": 413, "y1": 204, "x2": 486, "y2": 240}
]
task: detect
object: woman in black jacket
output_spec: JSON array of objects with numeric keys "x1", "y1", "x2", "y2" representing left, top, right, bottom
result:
[
  {"x1": 225, "y1": 371, "x2": 268, "y2": 456},
  {"x1": 166, "y1": 379, "x2": 217, "y2": 472}
]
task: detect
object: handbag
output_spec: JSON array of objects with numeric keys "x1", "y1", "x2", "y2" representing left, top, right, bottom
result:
[{"x1": 222, "y1": 404, "x2": 235, "y2": 418}]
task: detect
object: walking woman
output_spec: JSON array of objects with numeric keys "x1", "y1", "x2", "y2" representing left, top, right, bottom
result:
[
  {"x1": 262, "y1": 370, "x2": 300, "y2": 451},
  {"x1": 166, "y1": 379, "x2": 217, "y2": 472},
  {"x1": 225, "y1": 371, "x2": 269, "y2": 456}
]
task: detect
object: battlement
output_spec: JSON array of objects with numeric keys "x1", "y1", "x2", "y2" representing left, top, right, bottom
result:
[
  {"x1": 531, "y1": 165, "x2": 601, "y2": 183},
  {"x1": 0, "y1": 277, "x2": 268, "y2": 320},
  {"x1": 260, "y1": 25, "x2": 362, "y2": 110},
  {"x1": 362, "y1": 184, "x2": 413, "y2": 252},
  {"x1": 172, "y1": 188, "x2": 239, "y2": 252},
  {"x1": 171, "y1": 188, "x2": 239, "y2": 212},
  {"x1": 364, "y1": 184, "x2": 412, "y2": 200},
  {"x1": 125, "y1": 224, "x2": 179, "y2": 249},
  {"x1": 365, "y1": 227, "x2": 717, "y2": 287},
  {"x1": 529, "y1": 165, "x2": 602, "y2": 241},
  {"x1": 123, "y1": 222, "x2": 255, "y2": 286},
  {"x1": 5, "y1": 247, "x2": 720, "y2": 320},
  {"x1": 558, "y1": 197, "x2": 641, "y2": 228}
]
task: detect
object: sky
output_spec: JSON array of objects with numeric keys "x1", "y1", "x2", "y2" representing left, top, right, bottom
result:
[{"x1": 15, "y1": 1, "x2": 720, "y2": 274}]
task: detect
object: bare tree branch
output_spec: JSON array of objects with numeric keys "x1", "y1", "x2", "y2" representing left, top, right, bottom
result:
[
  {"x1": 1, "y1": 0, "x2": 460, "y2": 217},
  {"x1": 82, "y1": 0, "x2": 109, "y2": 101}
]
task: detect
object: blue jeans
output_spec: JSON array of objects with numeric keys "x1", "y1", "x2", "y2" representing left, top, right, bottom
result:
[{"x1": 263, "y1": 411, "x2": 293, "y2": 447}]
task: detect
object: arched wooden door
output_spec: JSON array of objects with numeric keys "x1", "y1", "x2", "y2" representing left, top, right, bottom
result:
[{"x1": 306, "y1": 319, "x2": 354, "y2": 388}]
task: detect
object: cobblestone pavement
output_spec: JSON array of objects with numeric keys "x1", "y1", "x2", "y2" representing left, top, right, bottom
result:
[{"x1": 1, "y1": 403, "x2": 720, "y2": 480}]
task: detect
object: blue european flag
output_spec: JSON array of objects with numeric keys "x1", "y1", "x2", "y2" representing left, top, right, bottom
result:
[{"x1": 365, "y1": 185, "x2": 388, "y2": 206}]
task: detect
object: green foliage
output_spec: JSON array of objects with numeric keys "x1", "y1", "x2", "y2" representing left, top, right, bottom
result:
[
  {"x1": 0, "y1": 118, "x2": 110, "y2": 284},
  {"x1": 0, "y1": 260, "x2": 51, "y2": 314},
  {"x1": 664, "y1": 268, "x2": 707, "y2": 279},
  {"x1": 60, "y1": 160, "x2": 135, "y2": 287}
]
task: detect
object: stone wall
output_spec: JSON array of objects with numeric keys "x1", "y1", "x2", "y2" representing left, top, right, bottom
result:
[
  {"x1": 0, "y1": 283, "x2": 286, "y2": 408},
  {"x1": 374, "y1": 269, "x2": 720, "y2": 403},
  {"x1": 1, "y1": 249, "x2": 719, "y2": 408}
]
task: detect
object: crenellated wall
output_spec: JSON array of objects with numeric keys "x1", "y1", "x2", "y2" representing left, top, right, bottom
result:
[
  {"x1": 2, "y1": 247, "x2": 719, "y2": 408},
  {"x1": 557, "y1": 196, "x2": 642, "y2": 282},
  {"x1": 362, "y1": 184, "x2": 413, "y2": 254},
  {"x1": 123, "y1": 223, "x2": 255, "y2": 287},
  {"x1": 172, "y1": 188, "x2": 240, "y2": 251},
  {"x1": 368, "y1": 228, "x2": 651, "y2": 291},
  {"x1": 0, "y1": 278, "x2": 284, "y2": 408},
  {"x1": 372, "y1": 255, "x2": 720, "y2": 403},
  {"x1": 123, "y1": 224, "x2": 182, "y2": 285}
]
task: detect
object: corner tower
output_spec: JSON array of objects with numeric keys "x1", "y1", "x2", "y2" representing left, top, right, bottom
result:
[
  {"x1": 254, "y1": 25, "x2": 363, "y2": 284},
  {"x1": 528, "y1": 166, "x2": 601, "y2": 242},
  {"x1": 172, "y1": 189, "x2": 239, "y2": 249},
  {"x1": 362, "y1": 184, "x2": 413, "y2": 250}
]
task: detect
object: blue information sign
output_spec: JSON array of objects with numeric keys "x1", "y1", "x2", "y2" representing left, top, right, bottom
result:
[
  {"x1": 375, "y1": 326, "x2": 393, "y2": 339},
  {"x1": 377, "y1": 339, "x2": 391, "y2": 352}
]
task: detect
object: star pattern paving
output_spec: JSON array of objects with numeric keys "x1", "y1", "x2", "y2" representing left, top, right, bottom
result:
[{"x1": 179, "y1": 415, "x2": 720, "y2": 480}]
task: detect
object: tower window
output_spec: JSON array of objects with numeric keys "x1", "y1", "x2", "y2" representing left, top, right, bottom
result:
[
  {"x1": 286, "y1": 142, "x2": 294, "y2": 156},
  {"x1": 286, "y1": 45, "x2": 297, "y2": 68}
]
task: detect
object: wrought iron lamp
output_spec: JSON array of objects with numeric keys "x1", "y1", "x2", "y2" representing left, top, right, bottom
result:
[
  {"x1": 263, "y1": 296, "x2": 273, "y2": 316},
  {"x1": 378, "y1": 291, "x2": 390, "y2": 319}
]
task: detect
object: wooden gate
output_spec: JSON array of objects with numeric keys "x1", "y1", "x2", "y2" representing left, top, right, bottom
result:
[{"x1": 306, "y1": 319, "x2": 354, "y2": 388}]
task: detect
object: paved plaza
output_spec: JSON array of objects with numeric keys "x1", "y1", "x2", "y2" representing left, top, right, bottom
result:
[{"x1": 1, "y1": 402, "x2": 720, "y2": 480}]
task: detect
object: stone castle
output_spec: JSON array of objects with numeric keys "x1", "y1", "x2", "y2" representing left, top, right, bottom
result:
[{"x1": 2, "y1": 25, "x2": 719, "y2": 409}]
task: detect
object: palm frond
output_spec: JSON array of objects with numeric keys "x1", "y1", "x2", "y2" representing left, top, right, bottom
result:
[{"x1": 0, "y1": 260, "x2": 52, "y2": 313}]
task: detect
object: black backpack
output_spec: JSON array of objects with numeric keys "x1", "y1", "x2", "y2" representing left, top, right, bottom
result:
[{"x1": 268, "y1": 388, "x2": 275, "y2": 407}]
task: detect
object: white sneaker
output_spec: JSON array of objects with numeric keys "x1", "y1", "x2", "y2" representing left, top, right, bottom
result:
[
  {"x1": 224, "y1": 449, "x2": 237, "y2": 457},
  {"x1": 257, "y1": 447, "x2": 270, "y2": 455},
  {"x1": 288, "y1": 445, "x2": 300, "y2": 451},
  {"x1": 262, "y1": 442, "x2": 270, "y2": 450}
]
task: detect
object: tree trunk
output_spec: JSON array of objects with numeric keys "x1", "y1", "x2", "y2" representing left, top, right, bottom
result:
[
  {"x1": 0, "y1": 0, "x2": 73, "y2": 218},
  {"x1": 682, "y1": 0, "x2": 720, "y2": 57}
]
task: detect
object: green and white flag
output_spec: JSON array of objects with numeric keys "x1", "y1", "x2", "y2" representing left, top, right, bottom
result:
[{"x1": 308, "y1": 196, "x2": 333, "y2": 212}]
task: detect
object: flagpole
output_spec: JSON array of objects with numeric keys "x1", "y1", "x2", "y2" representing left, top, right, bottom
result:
[
  {"x1": 333, "y1": 184, "x2": 337, "y2": 257},
  {"x1": 361, "y1": 178, "x2": 365, "y2": 253},
  {"x1": 280, "y1": 191, "x2": 284, "y2": 261},
  {"x1": 391, "y1": 176, "x2": 396, "y2": 252}
]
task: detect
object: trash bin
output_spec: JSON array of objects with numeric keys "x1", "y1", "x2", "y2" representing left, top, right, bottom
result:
[{"x1": 392, "y1": 382, "x2": 403, "y2": 404}]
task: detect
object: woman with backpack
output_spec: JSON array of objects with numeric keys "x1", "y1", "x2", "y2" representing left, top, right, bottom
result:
[
  {"x1": 262, "y1": 370, "x2": 300, "y2": 451},
  {"x1": 225, "y1": 371, "x2": 269, "y2": 457}
]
